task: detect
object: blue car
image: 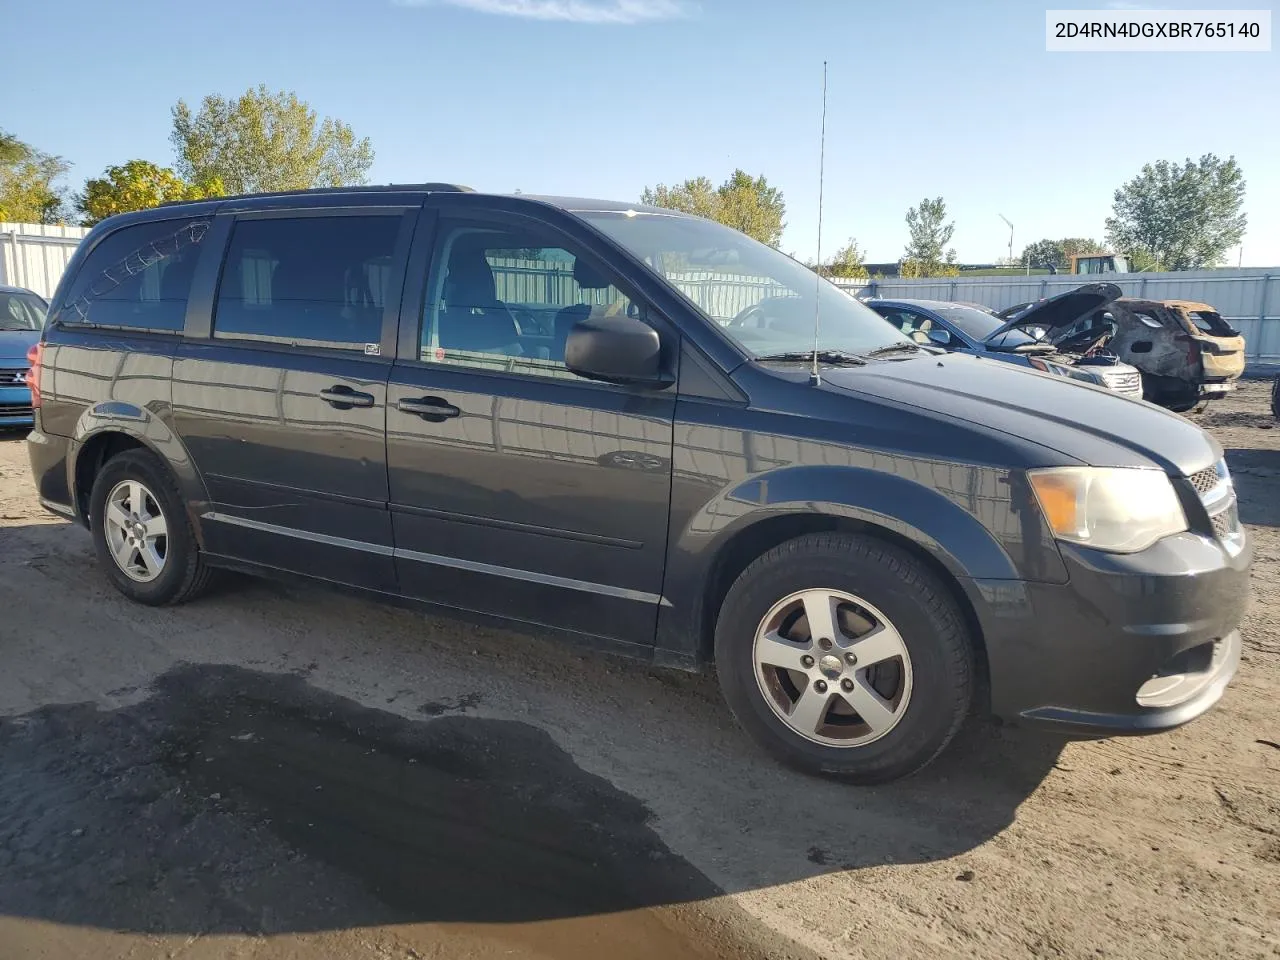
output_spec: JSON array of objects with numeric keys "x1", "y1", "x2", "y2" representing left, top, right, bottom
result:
[
  {"x1": 0, "y1": 285, "x2": 48, "y2": 429},
  {"x1": 866, "y1": 283, "x2": 1144, "y2": 400}
]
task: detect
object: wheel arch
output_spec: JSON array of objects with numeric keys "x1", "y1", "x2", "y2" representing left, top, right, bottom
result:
[
  {"x1": 654, "y1": 463, "x2": 1040, "y2": 708},
  {"x1": 695, "y1": 513, "x2": 991, "y2": 711},
  {"x1": 69, "y1": 404, "x2": 210, "y2": 542}
]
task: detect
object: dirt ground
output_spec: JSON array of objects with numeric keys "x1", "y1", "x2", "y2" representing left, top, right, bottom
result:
[{"x1": 0, "y1": 381, "x2": 1276, "y2": 960}]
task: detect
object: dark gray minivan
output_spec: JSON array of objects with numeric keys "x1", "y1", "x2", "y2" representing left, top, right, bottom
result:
[{"x1": 26, "y1": 185, "x2": 1251, "y2": 783}]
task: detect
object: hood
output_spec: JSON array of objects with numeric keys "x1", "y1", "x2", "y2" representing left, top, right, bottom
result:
[
  {"x1": 817, "y1": 351, "x2": 1219, "y2": 475},
  {"x1": 983, "y1": 283, "x2": 1122, "y2": 343},
  {"x1": 0, "y1": 329, "x2": 40, "y2": 363}
]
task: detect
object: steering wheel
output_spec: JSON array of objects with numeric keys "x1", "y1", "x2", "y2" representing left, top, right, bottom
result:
[{"x1": 729, "y1": 303, "x2": 770, "y2": 328}]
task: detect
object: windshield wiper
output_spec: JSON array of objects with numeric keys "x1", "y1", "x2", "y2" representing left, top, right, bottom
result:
[
  {"x1": 753, "y1": 349, "x2": 867, "y2": 366},
  {"x1": 864, "y1": 342, "x2": 923, "y2": 358}
]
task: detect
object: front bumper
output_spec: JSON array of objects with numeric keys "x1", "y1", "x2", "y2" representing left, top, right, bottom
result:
[
  {"x1": 0, "y1": 383, "x2": 34, "y2": 427},
  {"x1": 965, "y1": 529, "x2": 1252, "y2": 736}
]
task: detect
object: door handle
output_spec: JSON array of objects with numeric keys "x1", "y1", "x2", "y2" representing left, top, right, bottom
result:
[
  {"x1": 319, "y1": 385, "x2": 376, "y2": 409},
  {"x1": 398, "y1": 396, "x2": 461, "y2": 422}
]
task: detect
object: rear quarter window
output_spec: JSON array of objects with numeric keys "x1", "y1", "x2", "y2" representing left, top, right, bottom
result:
[
  {"x1": 56, "y1": 218, "x2": 210, "y2": 332},
  {"x1": 1185, "y1": 310, "x2": 1237, "y2": 336}
]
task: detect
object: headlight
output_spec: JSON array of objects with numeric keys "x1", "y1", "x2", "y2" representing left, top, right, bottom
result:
[
  {"x1": 1029, "y1": 357, "x2": 1102, "y2": 385},
  {"x1": 1067, "y1": 369, "x2": 1104, "y2": 385},
  {"x1": 1028, "y1": 467, "x2": 1187, "y2": 553}
]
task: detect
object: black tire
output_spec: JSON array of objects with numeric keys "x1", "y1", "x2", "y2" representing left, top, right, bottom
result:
[
  {"x1": 714, "y1": 533, "x2": 974, "y2": 784},
  {"x1": 89, "y1": 449, "x2": 215, "y2": 605},
  {"x1": 1271, "y1": 376, "x2": 1279, "y2": 420}
]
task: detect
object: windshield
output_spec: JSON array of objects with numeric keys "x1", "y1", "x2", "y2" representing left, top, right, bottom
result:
[
  {"x1": 932, "y1": 305, "x2": 1035, "y2": 345},
  {"x1": 0, "y1": 292, "x2": 47, "y2": 331},
  {"x1": 578, "y1": 211, "x2": 910, "y2": 357}
]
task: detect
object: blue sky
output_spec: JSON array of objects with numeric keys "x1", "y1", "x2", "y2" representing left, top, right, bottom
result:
[{"x1": 8, "y1": 0, "x2": 1277, "y2": 265}]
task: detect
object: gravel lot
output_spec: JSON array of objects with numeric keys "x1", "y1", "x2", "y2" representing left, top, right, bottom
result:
[{"x1": 0, "y1": 382, "x2": 1276, "y2": 960}]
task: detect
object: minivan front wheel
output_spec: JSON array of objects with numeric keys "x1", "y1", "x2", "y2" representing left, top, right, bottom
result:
[
  {"x1": 89, "y1": 449, "x2": 214, "y2": 605},
  {"x1": 715, "y1": 533, "x2": 974, "y2": 783}
]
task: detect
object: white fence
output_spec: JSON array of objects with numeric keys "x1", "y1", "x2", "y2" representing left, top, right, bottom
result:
[
  {"x1": 4, "y1": 221, "x2": 1277, "y2": 368},
  {"x1": 0, "y1": 223, "x2": 90, "y2": 300},
  {"x1": 833, "y1": 269, "x2": 1280, "y2": 365}
]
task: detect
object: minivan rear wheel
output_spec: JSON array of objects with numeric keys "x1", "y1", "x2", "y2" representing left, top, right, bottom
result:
[
  {"x1": 714, "y1": 533, "x2": 974, "y2": 783},
  {"x1": 89, "y1": 449, "x2": 214, "y2": 606}
]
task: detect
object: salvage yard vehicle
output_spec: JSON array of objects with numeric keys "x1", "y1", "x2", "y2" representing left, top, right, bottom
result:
[
  {"x1": 25, "y1": 186, "x2": 1252, "y2": 783},
  {"x1": 1001, "y1": 296, "x2": 1246, "y2": 413},
  {"x1": 0, "y1": 284, "x2": 48, "y2": 429},
  {"x1": 866, "y1": 285, "x2": 1144, "y2": 399}
]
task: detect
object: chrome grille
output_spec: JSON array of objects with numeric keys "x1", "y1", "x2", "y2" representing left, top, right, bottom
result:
[
  {"x1": 1101, "y1": 371, "x2": 1142, "y2": 395},
  {"x1": 1192, "y1": 459, "x2": 1243, "y2": 553},
  {"x1": 1211, "y1": 503, "x2": 1239, "y2": 541},
  {"x1": 1189, "y1": 465, "x2": 1222, "y2": 496}
]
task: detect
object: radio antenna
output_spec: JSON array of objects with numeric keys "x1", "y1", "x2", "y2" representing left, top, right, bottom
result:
[{"x1": 810, "y1": 61, "x2": 828, "y2": 386}]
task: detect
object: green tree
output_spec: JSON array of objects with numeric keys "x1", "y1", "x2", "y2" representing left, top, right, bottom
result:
[
  {"x1": 902, "y1": 196, "x2": 956, "y2": 276},
  {"x1": 1105, "y1": 154, "x2": 1246, "y2": 271},
  {"x1": 170, "y1": 85, "x2": 375, "y2": 195},
  {"x1": 76, "y1": 159, "x2": 225, "y2": 225},
  {"x1": 899, "y1": 258, "x2": 959, "y2": 279},
  {"x1": 0, "y1": 130, "x2": 70, "y2": 224},
  {"x1": 1020, "y1": 237, "x2": 1104, "y2": 270},
  {"x1": 715, "y1": 170, "x2": 785, "y2": 247},
  {"x1": 641, "y1": 170, "x2": 786, "y2": 246},
  {"x1": 641, "y1": 176, "x2": 719, "y2": 220},
  {"x1": 816, "y1": 237, "x2": 868, "y2": 279}
]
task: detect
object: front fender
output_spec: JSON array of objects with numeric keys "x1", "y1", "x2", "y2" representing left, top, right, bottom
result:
[
  {"x1": 720, "y1": 463, "x2": 1064, "y2": 581},
  {"x1": 69, "y1": 401, "x2": 212, "y2": 540},
  {"x1": 653, "y1": 462, "x2": 1066, "y2": 668}
]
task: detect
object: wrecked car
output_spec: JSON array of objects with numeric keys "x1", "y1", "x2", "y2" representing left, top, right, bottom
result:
[
  {"x1": 1001, "y1": 297, "x2": 1246, "y2": 413},
  {"x1": 867, "y1": 283, "x2": 1144, "y2": 399}
]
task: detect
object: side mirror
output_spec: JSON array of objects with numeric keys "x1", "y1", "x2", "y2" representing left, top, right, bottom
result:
[
  {"x1": 926, "y1": 327, "x2": 952, "y2": 347},
  {"x1": 565, "y1": 313, "x2": 665, "y2": 385}
]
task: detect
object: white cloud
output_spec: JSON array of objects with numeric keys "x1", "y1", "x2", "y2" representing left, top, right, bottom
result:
[{"x1": 398, "y1": 0, "x2": 688, "y2": 24}]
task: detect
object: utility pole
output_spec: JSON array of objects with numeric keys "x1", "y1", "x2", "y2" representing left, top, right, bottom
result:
[{"x1": 998, "y1": 214, "x2": 1014, "y2": 270}]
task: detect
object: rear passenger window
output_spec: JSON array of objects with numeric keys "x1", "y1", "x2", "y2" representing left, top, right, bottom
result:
[
  {"x1": 214, "y1": 216, "x2": 401, "y2": 351},
  {"x1": 59, "y1": 218, "x2": 209, "y2": 332}
]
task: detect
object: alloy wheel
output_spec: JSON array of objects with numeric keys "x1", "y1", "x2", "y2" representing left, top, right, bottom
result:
[
  {"x1": 752, "y1": 589, "x2": 913, "y2": 747},
  {"x1": 103, "y1": 479, "x2": 169, "y2": 583}
]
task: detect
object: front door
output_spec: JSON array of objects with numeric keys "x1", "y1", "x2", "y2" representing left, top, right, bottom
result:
[
  {"x1": 172, "y1": 208, "x2": 415, "y2": 592},
  {"x1": 385, "y1": 206, "x2": 676, "y2": 649}
]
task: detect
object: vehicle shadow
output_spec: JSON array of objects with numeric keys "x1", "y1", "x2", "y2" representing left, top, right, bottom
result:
[
  {"x1": 1225, "y1": 446, "x2": 1280, "y2": 527},
  {"x1": 0, "y1": 654, "x2": 1064, "y2": 938}
]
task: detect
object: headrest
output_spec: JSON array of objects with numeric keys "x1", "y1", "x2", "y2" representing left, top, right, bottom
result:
[{"x1": 444, "y1": 248, "x2": 497, "y2": 307}]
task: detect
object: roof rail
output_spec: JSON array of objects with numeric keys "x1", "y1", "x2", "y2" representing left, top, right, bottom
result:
[{"x1": 157, "y1": 182, "x2": 474, "y2": 209}]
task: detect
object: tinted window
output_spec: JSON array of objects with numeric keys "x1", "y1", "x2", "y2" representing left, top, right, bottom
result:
[
  {"x1": 0, "y1": 291, "x2": 47, "y2": 331},
  {"x1": 214, "y1": 216, "x2": 401, "y2": 350},
  {"x1": 422, "y1": 221, "x2": 641, "y2": 379},
  {"x1": 59, "y1": 218, "x2": 209, "y2": 331}
]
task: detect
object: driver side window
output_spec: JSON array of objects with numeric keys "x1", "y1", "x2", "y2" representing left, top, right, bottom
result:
[
  {"x1": 422, "y1": 221, "x2": 642, "y2": 381},
  {"x1": 883, "y1": 308, "x2": 935, "y2": 344}
]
